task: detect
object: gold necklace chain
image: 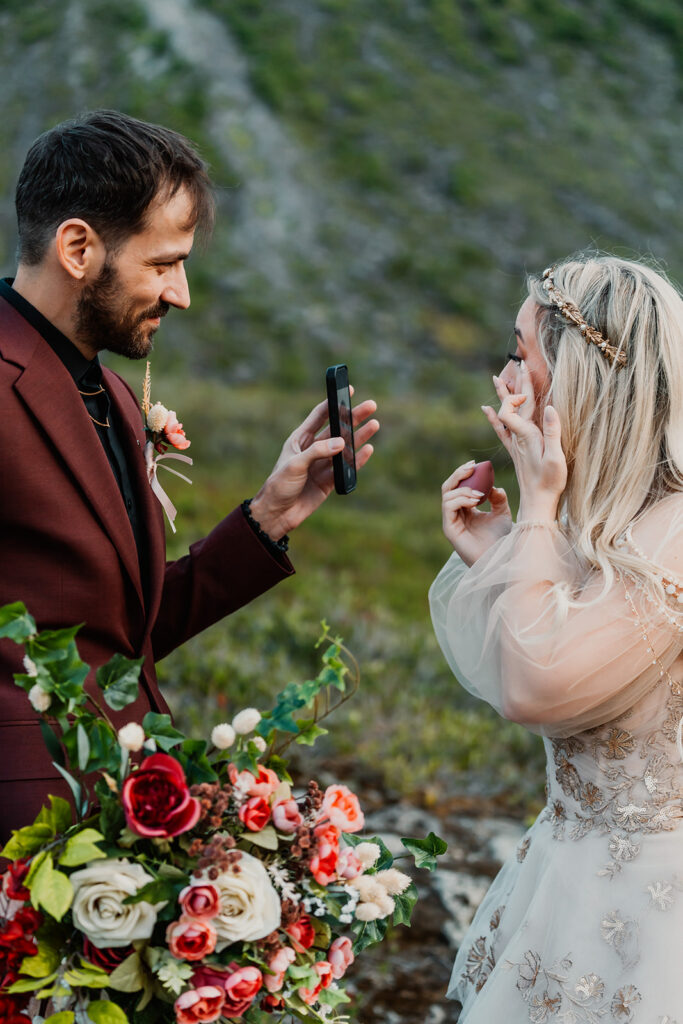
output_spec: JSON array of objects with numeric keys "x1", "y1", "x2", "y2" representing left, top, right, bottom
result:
[{"x1": 78, "y1": 384, "x2": 110, "y2": 428}]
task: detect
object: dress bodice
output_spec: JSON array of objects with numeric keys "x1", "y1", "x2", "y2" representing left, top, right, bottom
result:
[{"x1": 541, "y1": 679, "x2": 683, "y2": 878}]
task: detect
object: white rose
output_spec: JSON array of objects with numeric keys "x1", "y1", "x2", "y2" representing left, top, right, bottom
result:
[
  {"x1": 28, "y1": 684, "x2": 51, "y2": 713},
  {"x1": 232, "y1": 708, "x2": 261, "y2": 735},
  {"x1": 211, "y1": 723, "x2": 236, "y2": 749},
  {"x1": 70, "y1": 858, "x2": 164, "y2": 948},
  {"x1": 117, "y1": 722, "x2": 145, "y2": 752},
  {"x1": 194, "y1": 851, "x2": 280, "y2": 948},
  {"x1": 354, "y1": 842, "x2": 381, "y2": 869},
  {"x1": 147, "y1": 402, "x2": 169, "y2": 433}
]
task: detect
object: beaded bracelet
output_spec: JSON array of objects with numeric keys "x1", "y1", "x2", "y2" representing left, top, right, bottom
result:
[{"x1": 241, "y1": 498, "x2": 290, "y2": 554}]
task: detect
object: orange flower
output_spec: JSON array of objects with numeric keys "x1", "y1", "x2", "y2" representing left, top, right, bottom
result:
[{"x1": 321, "y1": 785, "x2": 365, "y2": 833}]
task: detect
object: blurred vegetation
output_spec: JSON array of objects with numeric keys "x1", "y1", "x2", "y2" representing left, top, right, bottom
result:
[{"x1": 3, "y1": 0, "x2": 681, "y2": 813}]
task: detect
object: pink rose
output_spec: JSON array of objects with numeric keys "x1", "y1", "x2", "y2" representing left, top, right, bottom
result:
[
  {"x1": 166, "y1": 916, "x2": 217, "y2": 961},
  {"x1": 228, "y1": 764, "x2": 280, "y2": 799},
  {"x1": 178, "y1": 884, "x2": 220, "y2": 921},
  {"x1": 298, "y1": 978, "x2": 322, "y2": 1006},
  {"x1": 321, "y1": 784, "x2": 365, "y2": 833},
  {"x1": 264, "y1": 947, "x2": 295, "y2": 992},
  {"x1": 164, "y1": 410, "x2": 191, "y2": 450},
  {"x1": 122, "y1": 753, "x2": 200, "y2": 838},
  {"x1": 238, "y1": 796, "x2": 271, "y2": 832},
  {"x1": 309, "y1": 824, "x2": 340, "y2": 886},
  {"x1": 315, "y1": 960, "x2": 334, "y2": 989},
  {"x1": 271, "y1": 799, "x2": 303, "y2": 833},
  {"x1": 328, "y1": 936, "x2": 354, "y2": 979},
  {"x1": 174, "y1": 987, "x2": 223, "y2": 1024},
  {"x1": 222, "y1": 965, "x2": 263, "y2": 1018},
  {"x1": 337, "y1": 847, "x2": 362, "y2": 879}
]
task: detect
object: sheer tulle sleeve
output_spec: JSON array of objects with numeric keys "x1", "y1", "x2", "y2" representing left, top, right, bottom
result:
[{"x1": 429, "y1": 499, "x2": 683, "y2": 737}]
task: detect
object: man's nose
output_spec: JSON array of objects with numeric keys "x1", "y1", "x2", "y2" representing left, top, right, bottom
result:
[{"x1": 162, "y1": 264, "x2": 191, "y2": 310}]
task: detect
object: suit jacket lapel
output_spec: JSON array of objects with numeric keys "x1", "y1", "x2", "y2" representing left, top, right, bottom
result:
[{"x1": 3, "y1": 305, "x2": 145, "y2": 612}]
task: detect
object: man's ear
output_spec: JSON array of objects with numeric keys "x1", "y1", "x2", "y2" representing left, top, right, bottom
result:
[{"x1": 54, "y1": 219, "x2": 105, "y2": 280}]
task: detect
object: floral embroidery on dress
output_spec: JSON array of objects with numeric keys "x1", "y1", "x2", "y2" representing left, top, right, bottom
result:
[
  {"x1": 506, "y1": 950, "x2": 646, "y2": 1023},
  {"x1": 517, "y1": 836, "x2": 531, "y2": 863},
  {"x1": 461, "y1": 904, "x2": 505, "y2": 993}
]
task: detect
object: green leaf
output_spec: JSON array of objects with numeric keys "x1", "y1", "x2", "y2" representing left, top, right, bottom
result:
[
  {"x1": 352, "y1": 916, "x2": 388, "y2": 953},
  {"x1": 0, "y1": 601, "x2": 36, "y2": 642},
  {"x1": 176, "y1": 739, "x2": 217, "y2": 784},
  {"x1": 294, "y1": 720, "x2": 329, "y2": 746},
  {"x1": 64, "y1": 962, "x2": 111, "y2": 988},
  {"x1": 58, "y1": 827, "x2": 106, "y2": 867},
  {"x1": 30, "y1": 854, "x2": 73, "y2": 919},
  {"x1": 86, "y1": 1000, "x2": 129, "y2": 1024},
  {"x1": 392, "y1": 882, "x2": 419, "y2": 926},
  {"x1": 97, "y1": 654, "x2": 143, "y2": 711},
  {"x1": 141, "y1": 712, "x2": 184, "y2": 751},
  {"x1": 39, "y1": 721, "x2": 65, "y2": 768},
  {"x1": 52, "y1": 762, "x2": 82, "y2": 811},
  {"x1": 263, "y1": 755, "x2": 292, "y2": 784},
  {"x1": 7, "y1": 972, "x2": 58, "y2": 994},
  {"x1": 318, "y1": 986, "x2": 351, "y2": 1008},
  {"x1": 400, "y1": 832, "x2": 448, "y2": 872},
  {"x1": 242, "y1": 825, "x2": 278, "y2": 850},
  {"x1": 36, "y1": 794, "x2": 72, "y2": 835},
  {"x1": 43, "y1": 1013, "x2": 75, "y2": 1024},
  {"x1": 17, "y1": 942, "x2": 61, "y2": 978},
  {"x1": 122, "y1": 878, "x2": 178, "y2": 906},
  {"x1": 1, "y1": 822, "x2": 53, "y2": 859},
  {"x1": 77, "y1": 723, "x2": 91, "y2": 772},
  {"x1": 107, "y1": 952, "x2": 145, "y2": 993}
]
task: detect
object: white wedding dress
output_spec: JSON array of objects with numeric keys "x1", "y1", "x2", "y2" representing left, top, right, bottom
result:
[{"x1": 429, "y1": 498, "x2": 683, "y2": 1024}]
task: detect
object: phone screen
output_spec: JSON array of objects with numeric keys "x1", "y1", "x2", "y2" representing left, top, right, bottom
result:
[{"x1": 326, "y1": 364, "x2": 357, "y2": 494}]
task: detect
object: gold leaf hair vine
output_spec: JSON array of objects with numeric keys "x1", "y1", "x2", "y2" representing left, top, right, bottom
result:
[{"x1": 541, "y1": 266, "x2": 627, "y2": 368}]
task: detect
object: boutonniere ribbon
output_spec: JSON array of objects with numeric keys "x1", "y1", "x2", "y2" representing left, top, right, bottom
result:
[{"x1": 141, "y1": 362, "x2": 193, "y2": 533}]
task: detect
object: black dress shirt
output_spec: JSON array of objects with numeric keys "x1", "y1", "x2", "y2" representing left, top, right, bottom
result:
[{"x1": 0, "y1": 279, "x2": 145, "y2": 566}]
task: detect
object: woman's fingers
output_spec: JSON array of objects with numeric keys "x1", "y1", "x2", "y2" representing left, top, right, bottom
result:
[{"x1": 441, "y1": 460, "x2": 478, "y2": 492}]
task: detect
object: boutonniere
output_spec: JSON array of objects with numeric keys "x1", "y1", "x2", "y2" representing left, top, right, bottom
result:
[{"x1": 142, "y1": 362, "x2": 193, "y2": 533}]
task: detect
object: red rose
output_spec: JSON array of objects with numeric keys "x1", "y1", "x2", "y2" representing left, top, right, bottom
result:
[
  {"x1": 314, "y1": 960, "x2": 334, "y2": 989},
  {"x1": 174, "y1": 986, "x2": 223, "y2": 1024},
  {"x1": 191, "y1": 965, "x2": 232, "y2": 992},
  {"x1": 2, "y1": 861, "x2": 30, "y2": 902},
  {"x1": 166, "y1": 916, "x2": 217, "y2": 961},
  {"x1": 238, "y1": 797, "x2": 271, "y2": 832},
  {"x1": 0, "y1": 996, "x2": 31, "y2": 1024},
  {"x1": 122, "y1": 753, "x2": 200, "y2": 838},
  {"x1": 12, "y1": 908, "x2": 41, "y2": 935},
  {"x1": 285, "y1": 915, "x2": 315, "y2": 952},
  {"x1": 178, "y1": 884, "x2": 220, "y2": 920},
  {"x1": 261, "y1": 994, "x2": 284, "y2": 1012},
  {"x1": 222, "y1": 965, "x2": 263, "y2": 1018},
  {"x1": 309, "y1": 824, "x2": 340, "y2": 886},
  {"x1": 82, "y1": 938, "x2": 134, "y2": 972}
]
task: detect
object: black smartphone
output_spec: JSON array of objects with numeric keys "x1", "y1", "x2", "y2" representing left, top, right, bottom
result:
[{"x1": 326, "y1": 364, "x2": 357, "y2": 494}]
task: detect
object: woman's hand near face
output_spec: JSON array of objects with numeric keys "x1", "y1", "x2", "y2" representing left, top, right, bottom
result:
[
  {"x1": 482, "y1": 361, "x2": 567, "y2": 522},
  {"x1": 441, "y1": 461, "x2": 512, "y2": 566}
]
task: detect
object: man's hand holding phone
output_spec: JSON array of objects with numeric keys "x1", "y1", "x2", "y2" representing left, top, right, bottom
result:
[{"x1": 248, "y1": 369, "x2": 378, "y2": 542}]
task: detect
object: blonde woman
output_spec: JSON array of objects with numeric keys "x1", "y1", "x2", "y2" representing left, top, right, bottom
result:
[{"x1": 430, "y1": 254, "x2": 683, "y2": 1022}]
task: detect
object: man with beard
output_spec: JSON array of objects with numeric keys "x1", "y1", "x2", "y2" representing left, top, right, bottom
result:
[{"x1": 0, "y1": 110, "x2": 379, "y2": 839}]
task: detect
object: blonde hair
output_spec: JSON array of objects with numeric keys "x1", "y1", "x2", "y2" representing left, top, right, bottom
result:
[{"x1": 527, "y1": 253, "x2": 683, "y2": 600}]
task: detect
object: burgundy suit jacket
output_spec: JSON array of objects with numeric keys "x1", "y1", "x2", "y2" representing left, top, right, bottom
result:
[{"x1": 0, "y1": 296, "x2": 293, "y2": 840}]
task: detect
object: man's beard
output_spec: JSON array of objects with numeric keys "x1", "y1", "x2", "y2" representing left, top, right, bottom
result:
[{"x1": 75, "y1": 258, "x2": 169, "y2": 360}]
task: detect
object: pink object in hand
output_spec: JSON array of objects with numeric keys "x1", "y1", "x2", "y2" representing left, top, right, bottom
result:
[{"x1": 457, "y1": 461, "x2": 494, "y2": 505}]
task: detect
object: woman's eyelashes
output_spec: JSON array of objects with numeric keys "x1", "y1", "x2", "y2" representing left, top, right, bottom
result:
[{"x1": 506, "y1": 351, "x2": 522, "y2": 364}]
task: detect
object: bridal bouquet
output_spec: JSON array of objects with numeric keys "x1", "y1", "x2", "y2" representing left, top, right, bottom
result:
[{"x1": 0, "y1": 603, "x2": 446, "y2": 1024}]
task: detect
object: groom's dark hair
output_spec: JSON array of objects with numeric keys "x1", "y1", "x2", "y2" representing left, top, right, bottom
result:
[{"x1": 15, "y1": 109, "x2": 215, "y2": 265}]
